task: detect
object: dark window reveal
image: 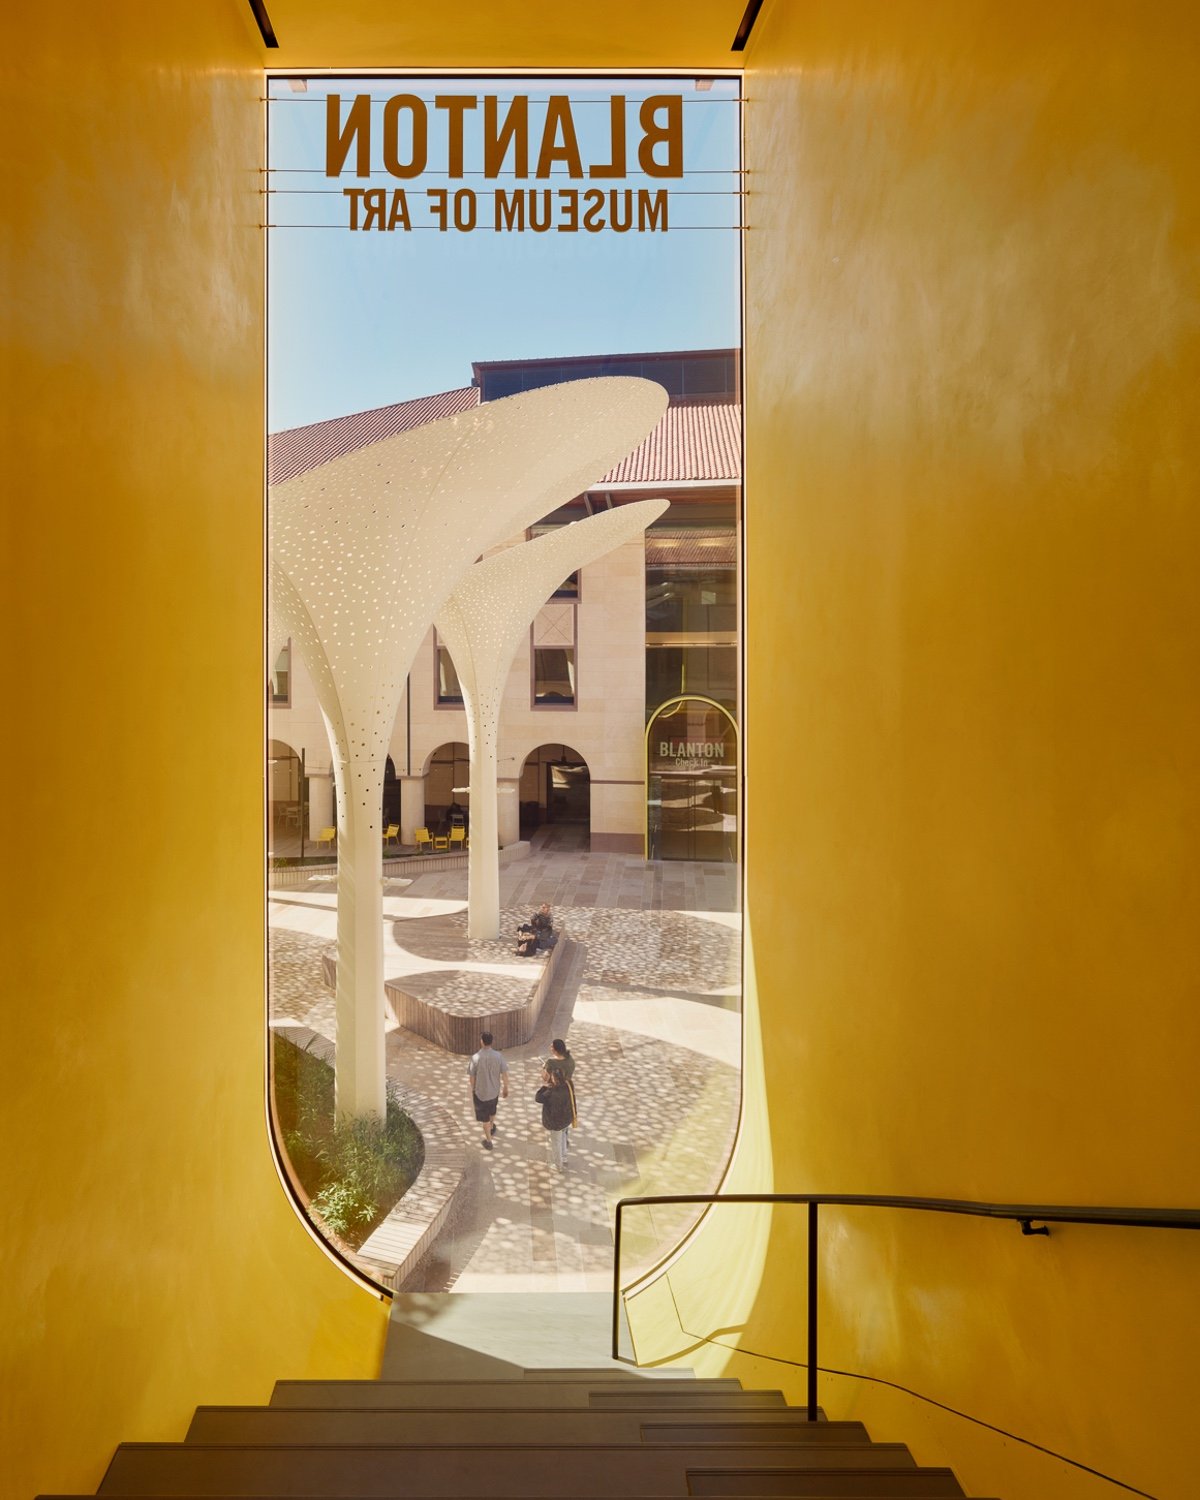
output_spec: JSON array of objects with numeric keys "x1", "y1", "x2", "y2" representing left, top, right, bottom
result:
[{"x1": 534, "y1": 647, "x2": 576, "y2": 707}]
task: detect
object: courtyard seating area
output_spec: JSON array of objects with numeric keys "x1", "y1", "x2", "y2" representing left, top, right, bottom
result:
[{"x1": 268, "y1": 840, "x2": 741, "y2": 1291}]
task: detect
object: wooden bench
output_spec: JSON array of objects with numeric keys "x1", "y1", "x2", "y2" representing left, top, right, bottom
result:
[{"x1": 382, "y1": 935, "x2": 571, "y2": 1054}]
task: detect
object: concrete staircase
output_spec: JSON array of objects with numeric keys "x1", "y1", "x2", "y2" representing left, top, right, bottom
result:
[{"x1": 39, "y1": 1300, "x2": 998, "y2": 1500}]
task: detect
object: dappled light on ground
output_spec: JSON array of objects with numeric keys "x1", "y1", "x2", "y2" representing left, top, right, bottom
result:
[{"x1": 268, "y1": 847, "x2": 740, "y2": 1289}]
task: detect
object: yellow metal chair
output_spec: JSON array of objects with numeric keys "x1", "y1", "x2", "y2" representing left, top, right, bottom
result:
[
  {"x1": 314, "y1": 826, "x2": 337, "y2": 853},
  {"x1": 414, "y1": 827, "x2": 433, "y2": 854},
  {"x1": 449, "y1": 825, "x2": 466, "y2": 851},
  {"x1": 383, "y1": 823, "x2": 400, "y2": 848}
]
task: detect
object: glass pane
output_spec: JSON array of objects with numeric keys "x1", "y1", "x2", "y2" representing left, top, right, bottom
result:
[
  {"x1": 647, "y1": 644, "x2": 736, "y2": 714},
  {"x1": 647, "y1": 566, "x2": 737, "y2": 634},
  {"x1": 267, "y1": 70, "x2": 743, "y2": 1292},
  {"x1": 436, "y1": 645, "x2": 464, "y2": 705},
  {"x1": 534, "y1": 647, "x2": 575, "y2": 705},
  {"x1": 269, "y1": 641, "x2": 291, "y2": 704},
  {"x1": 646, "y1": 698, "x2": 738, "y2": 862}
]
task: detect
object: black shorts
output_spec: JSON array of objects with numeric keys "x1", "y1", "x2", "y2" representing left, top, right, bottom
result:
[{"x1": 473, "y1": 1093, "x2": 499, "y2": 1123}]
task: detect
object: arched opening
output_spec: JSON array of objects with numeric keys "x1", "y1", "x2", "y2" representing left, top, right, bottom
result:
[
  {"x1": 382, "y1": 755, "x2": 398, "y2": 826},
  {"x1": 423, "y1": 741, "x2": 470, "y2": 834},
  {"x1": 267, "y1": 739, "x2": 305, "y2": 857},
  {"x1": 646, "y1": 697, "x2": 738, "y2": 862},
  {"x1": 263, "y1": 73, "x2": 744, "y2": 1302},
  {"x1": 518, "y1": 742, "x2": 591, "y2": 849}
]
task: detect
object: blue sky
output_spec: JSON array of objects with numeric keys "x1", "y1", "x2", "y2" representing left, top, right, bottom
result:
[{"x1": 267, "y1": 76, "x2": 742, "y2": 431}]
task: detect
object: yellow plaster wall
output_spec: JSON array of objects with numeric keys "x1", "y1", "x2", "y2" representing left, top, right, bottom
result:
[
  {"x1": 1, "y1": 9, "x2": 387, "y2": 1498},
  {"x1": 262, "y1": 0, "x2": 745, "y2": 71},
  {"x1": 5, "y1": 2, "x2": 1197, "y2": 1496},
  {"x1": 668, "y1": 3, "x2": 1198, "y2": 1498}
]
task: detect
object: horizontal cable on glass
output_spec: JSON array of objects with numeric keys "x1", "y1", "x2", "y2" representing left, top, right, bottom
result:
[
  {"x1": 263, "y1": 188, "x2": 745, "y2": 196},
  {"x1": 262, "y1": 166, "x2": 744, "y2": 175},
  {"x1": 263, "y1": 95, "x2": 741, "y2": 105},
  {"x1": 262, "y1": 223, "x2": 742, "y2": 231}
]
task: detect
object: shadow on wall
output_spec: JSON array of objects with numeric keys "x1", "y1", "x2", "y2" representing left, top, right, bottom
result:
[{"x1": 624, "y1": 911, "x2": 771, "y2": 1365}]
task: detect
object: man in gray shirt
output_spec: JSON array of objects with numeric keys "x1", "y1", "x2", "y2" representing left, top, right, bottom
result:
[{"x1": 468, "y1": 1031, "x2": 509, "y2": 1151}]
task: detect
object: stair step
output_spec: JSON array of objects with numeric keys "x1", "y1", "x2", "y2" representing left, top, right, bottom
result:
[
  {"x1": 644, "y1": 1423, "x2": 870, "y2": 1445},
  {"x1": 186, "y1": 1410, "x2": 870, "y2": 1446},
  {"x1": 688, "y1": 1468, "x2": 965, "y2": 1497},
  {"x1": 591, "y1": 1391, "x2": 788, "y2": 1408},
  {"x1": 522, "y1": 1368, "x2": 700, "y2": 1381},
  {"x1": 269, "y1": 1379, "x2": 755, "y2": 1410},
  {"x1": 99, "y1": 1443, "x2": 922, "y2": 1496}
]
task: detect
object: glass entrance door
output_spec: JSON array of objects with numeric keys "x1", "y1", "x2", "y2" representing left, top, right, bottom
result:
[
  {"x1": 646, "y1": 696, "x2": 738, "y2": 862},
  {"x1": 654, "y1": 771, "x2": 735, "y2": 860}
]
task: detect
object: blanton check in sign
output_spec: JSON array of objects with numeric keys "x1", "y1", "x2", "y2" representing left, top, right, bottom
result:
[{"x1": 325, "y1": 92, "x2": 683, "y2": 233}]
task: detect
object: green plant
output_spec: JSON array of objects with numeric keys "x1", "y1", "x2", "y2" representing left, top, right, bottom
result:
[
  {"x1": 311, "y1": 1178, "x2": 376, "y2": 1238},
  {"x1": 272, "y1": 1035, "x2": 424, "y2": 1248}
]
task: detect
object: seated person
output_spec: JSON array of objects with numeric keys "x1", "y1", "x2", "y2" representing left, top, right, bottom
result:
[
  {"x1": 530, "y1": 903, "x2": 556, "y2": 949},
  {"x1": 515, "y1": 927, "x2": 538, "y2": 957}
]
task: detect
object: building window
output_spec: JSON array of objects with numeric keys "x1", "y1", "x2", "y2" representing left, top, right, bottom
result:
[
  {"x1": 528, "y1": 524, "x2": 582, "y2": 599},
  {"x1": 531, "y1": 601, "x2": 577, "y2": 708},
  {"x1": 533, "y1": 647, "x2": 576, "y2": 707},
  {"x1": 435, "y1": 636, "x2": 464, "y2": 707},
  {"x1": 647, "y1": 643, "x2": 737, "y2": 715},
  {"x1": 644, "y1": 525, "x2": 738, "y2": 719},
  {"x1": 269, "y1": 641, "x2": 291, "y2": 706},
  {"x1": 646, "y1": 565, "x2": 736, "y2": 634}
]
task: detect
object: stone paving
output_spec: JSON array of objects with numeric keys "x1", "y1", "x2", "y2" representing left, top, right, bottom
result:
[
  {"x1": 268, "y1": 839, "x2": 741, "y2": 1292},
  {"x1": 397, "y1": 968, "x2": 536, "y2": 1020}
]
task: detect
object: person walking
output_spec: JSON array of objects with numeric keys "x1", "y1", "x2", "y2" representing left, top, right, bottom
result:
[
  {"x1": 546, "y1": 1037, "x2": 575, "y2": 1082},
  {"x1": 545, "y1": 1038, "x2": 576, "y2": 1150},
  {"x1": 535, "y1": 1062, "x2": 574, "y2": 1172},
  {"x1": 468, "y1": 1030, "x2": 508, "y2": 1151}
]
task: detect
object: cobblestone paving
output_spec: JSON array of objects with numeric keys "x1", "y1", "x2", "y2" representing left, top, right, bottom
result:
[
  {"x1": 268, "y1": 845, "x2": 742, "y2": 1291},
  {"x1": 398, "y1": 968, "x2": 535, "y2": 1018},
  {"x1": 268, "y1": 927, "x2": 336, "y2": 1030}
]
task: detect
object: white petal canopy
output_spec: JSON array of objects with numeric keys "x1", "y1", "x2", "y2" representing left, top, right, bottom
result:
[
  {"x1": 268, "y1": 378, "x2": 668, "y2": 1116},
  {"x1": 436, "y1": 498, "x2": 670, "y2": 937}
]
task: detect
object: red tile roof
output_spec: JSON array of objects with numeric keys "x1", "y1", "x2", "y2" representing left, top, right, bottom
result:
[
  {"x1": 268, "y1": 387, "x2": 741, "y2": 489},
  {"x1": 268, "y1": 386, "x2": 480, "y2": 485},
  {"x1": 595, "y1": 396, "x2": 740, "y2": 487}
]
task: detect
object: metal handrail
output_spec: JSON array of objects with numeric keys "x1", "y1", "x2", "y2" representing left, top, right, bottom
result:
[{"x1": 611, "y1": 1192, "x2": 1200, "y2": 1419}]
